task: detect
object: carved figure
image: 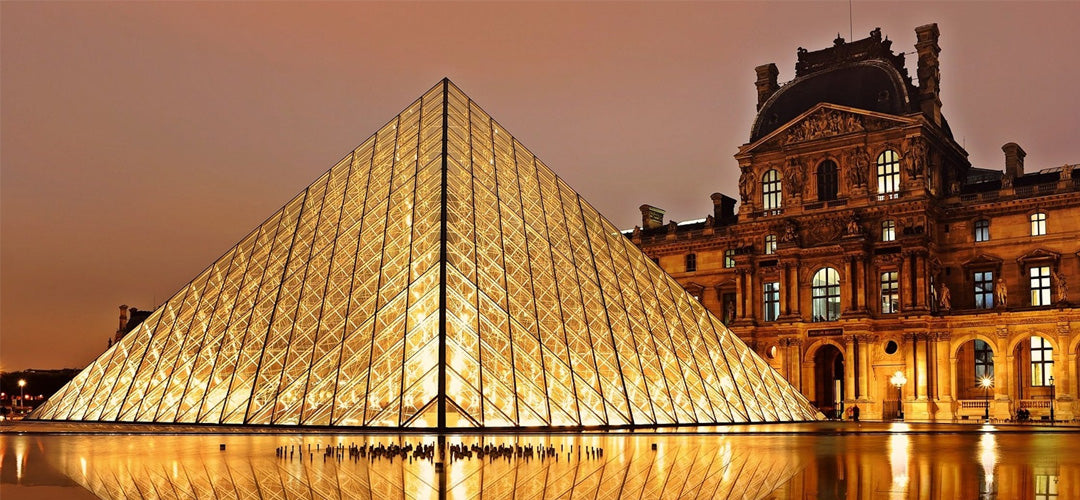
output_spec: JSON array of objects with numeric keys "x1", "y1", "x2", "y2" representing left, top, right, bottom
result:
[
  {"x1": 904, "y1": 138, "x2": 929, "y2": 180},
  {"x1": 724, "y1": 301, "x2": 735, "y2": 324},
  {"x1": 784, "y1": 109, "x2": 864, "y2": 144},
  {"x1": 995, "y1": 277, "x2": 1008, "y2": 307},
  {"x1": 738, "y1": 168, "x2": 754, "y2": 204},
  {"x1": 939, "y1": 283, "x2": 952, "y2": 311},
  {"x1": 846, "y1": 214, "x2": 862, "y2": 235},
  {"x1": 785, "y1": 159, "x2": 806, "y2": 197},
  {"x1": 780, "y1": 220, "x2": 799, "y2": 244},
  {"x1": 1054, "y1": 272, "x2": 1068, "y2": 303},
  {"x1": 846, "y1": 147, "x2": 870, "y2": 188}
]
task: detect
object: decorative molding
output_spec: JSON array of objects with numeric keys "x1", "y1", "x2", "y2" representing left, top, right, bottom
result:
[{"x1": 783, "y1": 108, "x2": 865, "y2": 145}]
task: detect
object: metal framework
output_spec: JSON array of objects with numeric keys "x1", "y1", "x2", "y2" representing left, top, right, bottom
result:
[{"x1": 30, "y1": 80, "x2": 821, "y2": 428}]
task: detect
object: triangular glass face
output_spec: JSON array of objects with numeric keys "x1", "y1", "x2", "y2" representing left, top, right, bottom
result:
[{"x1": 30, "y1": 80, "x2": 823, "y2": 428}]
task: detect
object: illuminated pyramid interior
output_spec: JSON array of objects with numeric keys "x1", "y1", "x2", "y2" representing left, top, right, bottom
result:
[{"x1": 31, "y1": 80, "x2": 822, "y2": 428}]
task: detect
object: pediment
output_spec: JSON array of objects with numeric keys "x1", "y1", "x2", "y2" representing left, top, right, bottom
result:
[
  {"x1": 961, "y1": 253, "x2": 1003, "y2": 268},
  {"x1": 741, "y1": 103, "x2": 917, "y2": 154},
  {"x1": 1016, "y1": 248, "x2": 1061, "y2": 264}
]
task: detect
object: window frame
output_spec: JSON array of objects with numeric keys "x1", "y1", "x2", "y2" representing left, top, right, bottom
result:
[
  {"x1": 880, "y1": 270, "x2": 899, "y2": 314},
  {"x1": 974, "y1": 219, "x2": 990, "y2": 242},
  {"x1": 764, "y1": 234, "x2": 777, "y2": 255},
  {"x1": 1031, "y1": 212, "x2": 1047, "y2": 237},
  {"x1": 816, "y1": 160, "x2": 839, "y2": 202},
  {"x1": 685, "y1": 253, "x2": 697, "y2": 273},
  {"x1": 1030, "y1": 266, "x2": 1051, "y2": 306},
  {"x1": 762, "y1": 169, "x2": 783, "y2": 211},
  {"x1": 881, "y1": 220, "x2": 896, "y2": 242},
  {"x1": 811, "y1": 267, "x2": 841, "y2": 322},
  {"x1": 974, "y1": 270, "x2": 995, "y2": 309},
  {"x1": 974, "y1": 339, "x2": 994, "y2": 385},
  {"x1": 763, "y1": 281, "x2": 780, "y2": 322},
  {"x1": 876, "y1": 150, "x2": 901, "y2": 196},
  {"x1": 723, "y1": 249, "x2": 736, "y2": 269},
  {"x1": 1030, "y1": 335, "x2": 1054, "y2": 387}
]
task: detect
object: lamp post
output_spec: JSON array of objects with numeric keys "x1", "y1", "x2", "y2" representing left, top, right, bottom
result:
[
  {"x1": 890, "y1": 370, "x2": 907, "y2": 420},
  {"x1": 979, "y1": 376, "x2": 993, "y2": 421},
  {"x1": 1050, "y1": 376, "x2": 1055, "y2": 423},
  {"x1": 17, "y1": 379, "x2": 26, "y2": 413}
]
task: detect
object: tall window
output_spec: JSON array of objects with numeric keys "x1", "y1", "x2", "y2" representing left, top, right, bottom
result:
[
  {"x1": 1031, "y1": 335, "x2": 1053, "y2": 386},
  {"x1": 974, "y1": 271, "x2": 994, "y2": 309},
  {"x1": 763, "y1": 281, "x2": 780, "y2": 321},
  {"x1": 812, "y1": 267, "x2": 841, "y2": 322},
  {"x1": 816, "y1": 160, "x2": 839, "y2": 201},
  {"x1": 1031, "y1": 266, "x2": 1051, "y2": 306},
  {"x1": 762, "y1": 169, "x2": 782, "y2": 211},
  {"x1": 685, "y1": 253, "x2": 697, "y2": 272},
  {"x1": 877, "y1": 150, "x2": 901, "y2": 195},
  {"x1": 882, "y1": 220, "x2": 896, "y2": 242},
  {"x1": 764, "y1": 234, "x2": 777, "y2": 255},
  {"x1": 1031, "y1": 212, "x2": 1047, "y2": 236},
  {"x1": 974, "y1": 339, "x2": 994, "y2": 383},
  {"x1": 880, "y1": 271, "x2": 899, "y2": 314},
  {"x1": 723, "y1": 249, "x2": 736, "y2": 268},
  {"x1": 974, "y1": 219, "x2": 990, "y2": 242}
]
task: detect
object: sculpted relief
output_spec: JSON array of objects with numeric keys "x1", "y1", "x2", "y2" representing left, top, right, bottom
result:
[
  {"x1": 785, "y1": 159, "x2": 806, "y2": 197},
  {"x1": 784, "y1": 109, "x2": 864, "y2": 145},
  {"x1": 904, "y1": 138, "x2": 929, "y2": 179},
  {"x1": 846, "y1": 146, "x2": 870, "y2": 189},
  {"x1": 738, "y1": 165, "x2": 755, "y2": 205}
]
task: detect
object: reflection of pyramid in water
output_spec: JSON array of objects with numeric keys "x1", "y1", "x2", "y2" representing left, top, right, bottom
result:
[{"x1": 31, "y1": 80, "x2": 821, "y2": 428}]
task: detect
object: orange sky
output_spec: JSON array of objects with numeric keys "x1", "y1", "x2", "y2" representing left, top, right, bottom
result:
[{"x1": 3, "y1": 2, "x2": 1078, "y2": 370}]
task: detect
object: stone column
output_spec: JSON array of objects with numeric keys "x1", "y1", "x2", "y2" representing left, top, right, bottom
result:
[
  {"x1": 844, "y1": 336, "x2": 857, "y2": 402},
  {"x1": 856, "y1": 259, "x2": 868, "y2": 311},
  {"x1": 779, "y1": 264, "x2": 790, "y2": 317},
  {"x1": 903, "y1": 333, "x2": 917, "y2": 401},
  {"x1": 936, "y1": 333, "x2": 954, "y2": 416},
  {"x1": 915, "y1": 252, "x2": 928, "y2": 310},
  {"x1": 900, "y1": 253, "x2": 912, "y2": 310},
  {"x1": 857, "y1": 334, "x2": 874, "y2": 400},
  {"x1": 916, "y1": 333, "x2": 929, "y2": 400},
  {"x1": 735, "y1": 270, "x2": 746, "y2": 320}
]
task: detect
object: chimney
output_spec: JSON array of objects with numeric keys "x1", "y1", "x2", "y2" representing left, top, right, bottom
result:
[
  {"x1": 914, "y1": 24, "x2": 942, "y2": 127},
  {"x1": 710, "y1": 193, "x2": 737, "y2": 225},
  {"x1": 1002, "y1": 142, "x2": 1026, "y2": 178},
  {"x1": 755, "y1": 64, "x2": 780, "y2": 110},
  {"x1": 118, "y1": 304, "x2": 129, "y2": 333},
  {"x1": 639, "y1": 204, "x2": 665, "y2": 230}
]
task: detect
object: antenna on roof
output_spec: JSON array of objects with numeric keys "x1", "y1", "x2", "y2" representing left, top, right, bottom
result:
[{"x1": 848, "y1": 0, "x2": 853, "y2": 40}]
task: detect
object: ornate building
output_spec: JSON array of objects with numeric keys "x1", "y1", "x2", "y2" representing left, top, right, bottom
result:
[{"x1": 630, "y1": 25, "x2": 1079, "y2": 421}]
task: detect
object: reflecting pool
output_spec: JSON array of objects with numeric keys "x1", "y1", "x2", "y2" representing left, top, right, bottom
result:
[{"x1": 1, "y1": 423, "x2": 1078, "y2": 499}]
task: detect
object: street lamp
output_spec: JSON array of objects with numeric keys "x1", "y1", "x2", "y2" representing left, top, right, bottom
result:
[
  {"x1": 890, "y1": 370, "x2": 907, "y2": 420},
  {"x1": 979, "y1": 376, "x2": 993, "y2": 421},
  {"x1": 17, "y1": 379, "x2": 26, "y2": 413}
]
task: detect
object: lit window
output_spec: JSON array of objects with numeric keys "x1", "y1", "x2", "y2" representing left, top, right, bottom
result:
[
  {"x1": 1030, "y1": 335, "x2": 1053, "y2": 386},
  {"x1": 685, "y1": 253, "x2": 697, "y2": 272},
  {"x1": 812, "y1": 268, "x2": 841, "y2": 322},
  {"x1": 723, "y1": 249, "x2": 736, "y2": 268},
  {"x1": 882, "y1": 220, "x2": 896, "y2": 242},
  {"x1": 764, "y1": 234, "x2": 777, "y2": 255},
  {"x1": 817, "y1": 160, "x2": 838, "y2": 201},
  {"x1": 1035, "y1": 474, "x2": 1059, "y2": 500},
  {"x1": 1031, "y1": 212, "x2": 1047, "y2": 236},
  {"x1": 973, "y1": 339, "x2": 994, "y2": 384},
  {"x1": 974, "y1": 219, "x2": 990, "y2": 242},
  {"x1": 1030, "y1": 266, "x2": 1051, "y2": 306},
  {"x1": 762, "y1": 169, "x2": 782, "y2": 211},
  {"x1": 974, "y1": 271, "x2": 994, "y2": 309},
  {"x1": 877, "y1": 150, "x2": 901, "y2": 195},
  {"x1": 880, "y1": 271, "x2": 899, "y2": 314},
  {"x1": 763, "y1": 281, "x2": 780, "y2": 321}
]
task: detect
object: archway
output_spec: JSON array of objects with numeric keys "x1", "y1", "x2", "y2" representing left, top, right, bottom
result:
[
  {"x1": 1011, "y1": 334, "x2": 1056, "y2": 420},
  {"x1": 812, "y1": 344, "x2": 845, "y2": 418},
  {"x1": 954, "y1": 339, "x2": 995, "y2": 419}
]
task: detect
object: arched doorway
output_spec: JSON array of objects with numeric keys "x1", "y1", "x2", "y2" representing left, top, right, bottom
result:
[
  {"x1": 1012, "y1": 335, "x2": 1055, "y2": 420},
  {"x1": 813, "y1": 344, "x2": 845, "y2": 418},
  {"x1": 955, "y1": 339, "x2": 995, "y2": 419}
]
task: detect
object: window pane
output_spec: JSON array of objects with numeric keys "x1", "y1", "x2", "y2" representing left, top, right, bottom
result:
[
  {"x1": 812, "y1": 268, "x2": 840, "y2": 321},
  {"x1": 877, "y1": 150, "x2": 900, "y2": 195},
  {"x1": 762, "y1": 169, "x2": 782, "y2": 211},
  {"x1": 763, "y1": 281, "x2": 780, "y2": 321}
]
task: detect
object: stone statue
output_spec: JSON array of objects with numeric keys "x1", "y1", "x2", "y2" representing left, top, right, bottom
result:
[
  {"x1": 785, "y1": 159, "x2": 806, "y2": 197},
  {"x1": 846, "y1": 214, "x2": 862, "y2": 235},
  {"x1": 905, "y1": 138, "x2": 929, "y2": 180},
  {"x1": 939, "y1": 283, "x2": 952, "y2": 311},
  {"x1": 1054, "y1": 271, "x2": 1068, "y2": 304},
  {"x1": 738, "y1": 168, "x2": 754, "y2": 205},
  {"x1": 780, "y1": 220, "x2": 799, "y2": 244},
  {"x1": 995, "y1": 277, "x2": 1008, "y2": 307},
  {"x1": 847, "y1": 147, "x2": 869, "y2": 188},
  {"x1": 724, "y1": 301, "x2": 735, "y2": 324}
]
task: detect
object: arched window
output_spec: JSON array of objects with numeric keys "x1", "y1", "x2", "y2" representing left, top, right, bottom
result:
[
  {"x1": 974, "y1": 339, "x2": 994, "y2": 383},
  {"x1": 762, "y1": 169, "x2": 782, "y2": 211},
  {"x1": 816, "y1": 160, "x2": 839, "y2": 201},
  {"x1": 877, "y1": 150, "x2": 901, "y2": 195},
  {"x1": 764, "y1": 234, "x2": 777, "y2": 254},
  {"x1": 812, "y1": 267, "x2": 841, "y2": 322},
  {"x1": 1030, "y1": 336, "x2": 1053, "y2": 386}
]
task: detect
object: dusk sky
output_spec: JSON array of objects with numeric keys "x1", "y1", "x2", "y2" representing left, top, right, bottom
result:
[{"x1": 3, "y1": 2, "x2": 1078, "y2": 371}]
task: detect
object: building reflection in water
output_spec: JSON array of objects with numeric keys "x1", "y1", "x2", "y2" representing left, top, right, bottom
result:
[{"x1": 2, "y1": 429, "x2": 1079, "y2": 499}]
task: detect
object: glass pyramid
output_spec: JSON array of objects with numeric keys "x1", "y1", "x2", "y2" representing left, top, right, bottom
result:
[{"x1": 30, "y1": 80, "x2": 822, "y2": 428}]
